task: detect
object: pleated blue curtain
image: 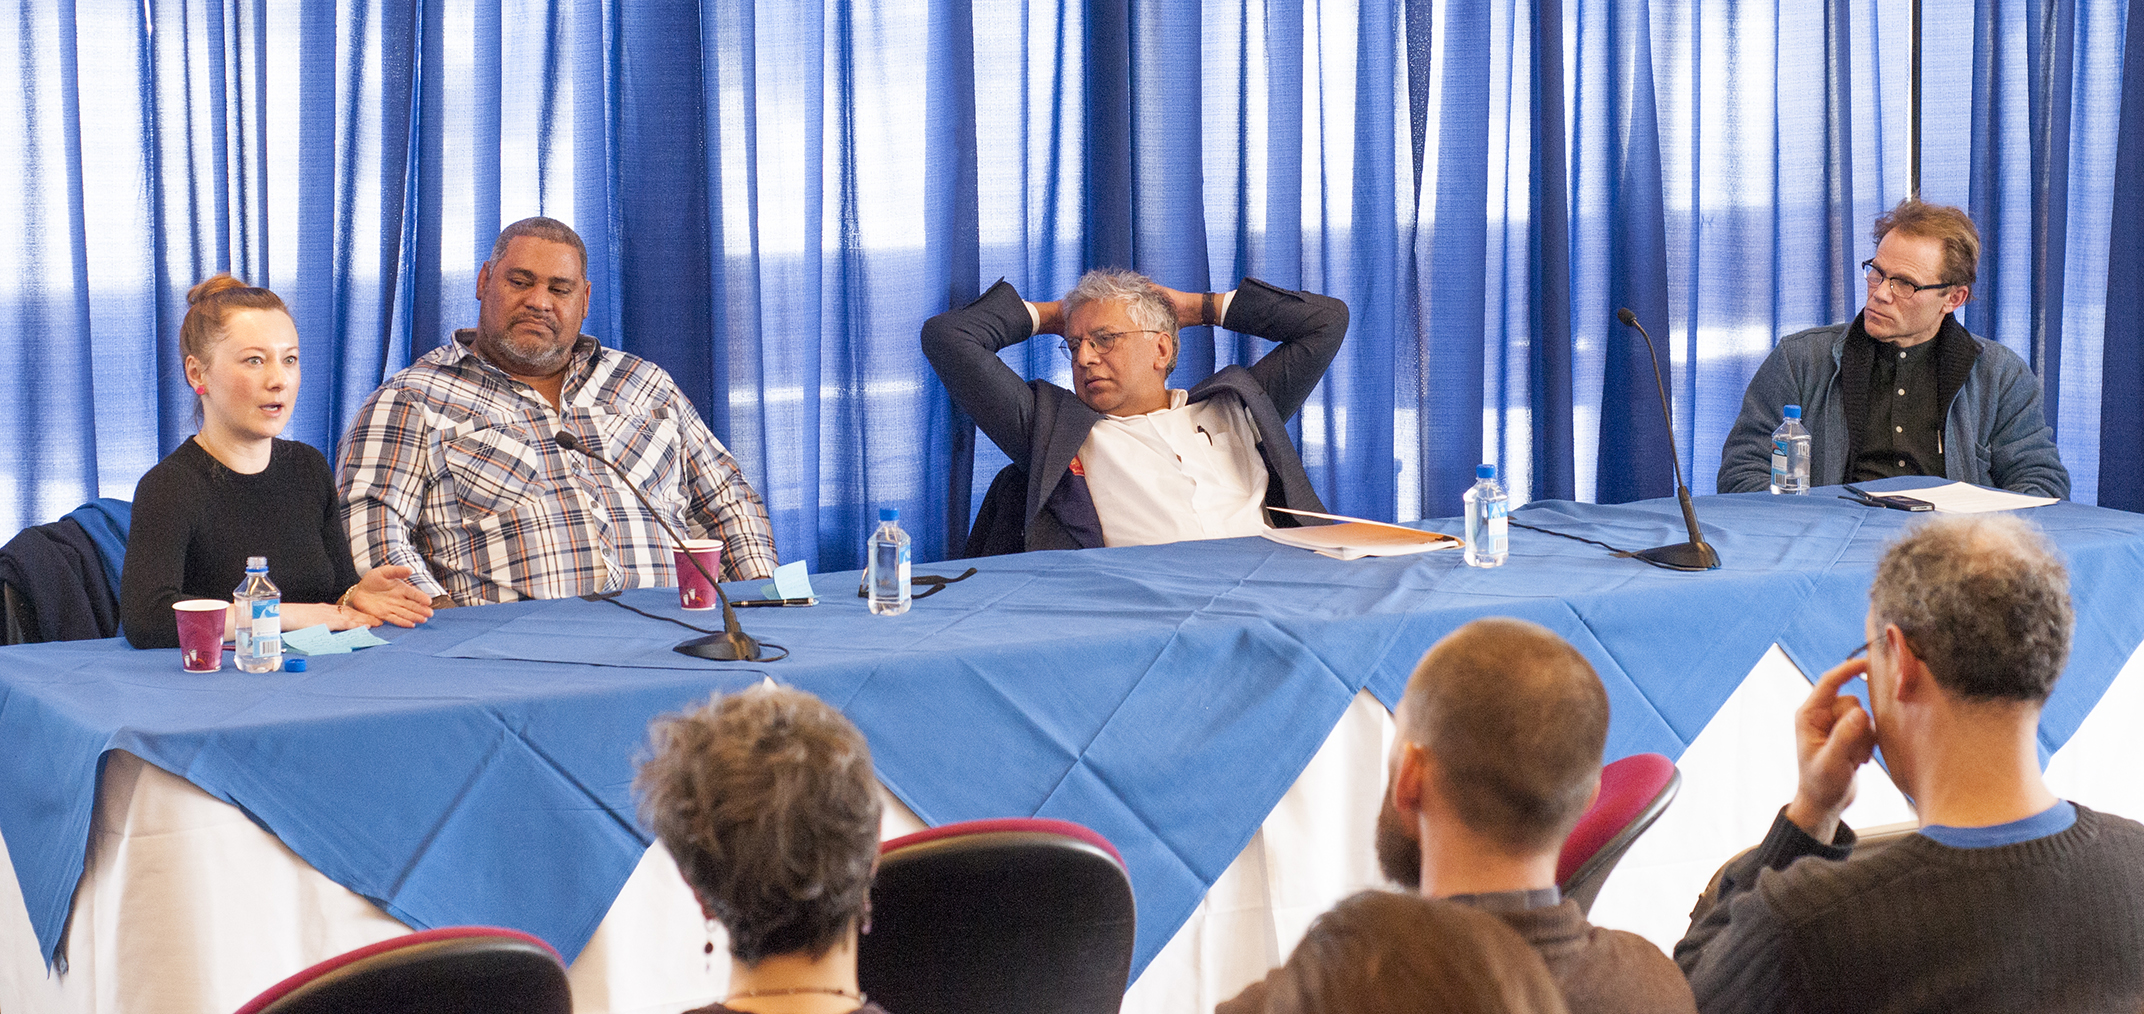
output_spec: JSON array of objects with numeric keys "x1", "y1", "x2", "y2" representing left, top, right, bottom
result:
[
  {"x1": 5, "y1": 0, "x2": 2142, "y2": 562},
  {"x1": 1942, "y1": 0, "x2": 2131, "y2": 506},
  {"x1": 1649, "y1": 0, "x2": 1913, "y2": 498},
  {"x1": 2102, "y1": 0, "x2": 2144, "y2": 511}
]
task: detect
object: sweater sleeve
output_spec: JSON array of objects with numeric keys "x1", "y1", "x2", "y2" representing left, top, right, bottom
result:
[
  {"x1": 1717, "y1": 343, "x2": 1805, "y2": 494},
  {"x1": 120, "y1": 459, "x2": 202, "y2": 649},
  {"x1": 1978, "y1": 343, "x2": 2071, "y2": 499},
  {"x1": 1675, "y1": 809, "x2": 1854, "y2": 1014}
]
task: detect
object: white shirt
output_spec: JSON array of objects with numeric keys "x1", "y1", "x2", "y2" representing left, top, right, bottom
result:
[{"x1": 1077, "y1": 390, "x2": 1271, "y2": 547}]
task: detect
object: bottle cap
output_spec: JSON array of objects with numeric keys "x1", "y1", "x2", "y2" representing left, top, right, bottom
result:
[
  {"x1": 246, "y1": 556, "x2": 268, "y2": 571},
  {"x1": 880, "y1": 507, "x2": 899, "y2": 522},
  {"x1": 1476, "y1": 464, "x2": 1496, "y2": 480},
  {"x1": 1783, "y1": 404, "x2": 1802, "y2": 419},
  {"x1": 284, "y1": 657, "x2": 307, "y2": 672}
]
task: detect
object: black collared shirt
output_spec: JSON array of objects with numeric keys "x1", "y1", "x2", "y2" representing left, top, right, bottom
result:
[{"x1": 1850, "y1": 333, "x2": 1945, "y2": 482}]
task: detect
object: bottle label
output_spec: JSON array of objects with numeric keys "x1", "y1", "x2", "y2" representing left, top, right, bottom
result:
[
  {"x1": 871, "y1": 540, "x2": 911, "y2": 600},
  {"x1": 247, "y1": 599, "x2": 281, "y2": 657},
  {"x1": 1487, "y1": 511, "x2": 1508, "y2": 554},
  {"x1": 1771, "y1": 438, "x2": 1789, "y2": 483}
]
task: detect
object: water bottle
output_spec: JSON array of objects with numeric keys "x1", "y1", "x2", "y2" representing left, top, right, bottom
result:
[
  {"x1": 1463, "y1": 465, "x2": 1509, "y2": 569},
  {"x1": 232, "y1": 556, "x2": 283, "y2": 672},
  {"x1": 1771, "y1": 405, "x2": 1812, "y2": 495},
  {"x1": 867, "y1": 508, "x2": 912, "y2": 616}
]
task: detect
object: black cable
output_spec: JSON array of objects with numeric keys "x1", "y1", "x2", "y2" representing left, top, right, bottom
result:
[
  {"x1": 1509, "y1": 519, "x2": 1639, "y2": 557},
  {"x1": 583, "y1": 593, "x2": 790, "y2": 661}
]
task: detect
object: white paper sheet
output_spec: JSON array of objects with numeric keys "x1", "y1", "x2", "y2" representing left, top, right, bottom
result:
[{"x1": 1908, "y1": 481, "x2": 2060, "y2": 513}]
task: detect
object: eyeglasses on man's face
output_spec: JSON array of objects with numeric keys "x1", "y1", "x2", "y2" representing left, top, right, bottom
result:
[
  {"x1": 1846, "y1": 632, "x2": 1920, "y2": 663},
  {"x1": 1060, "y1": 329, "x2": 1166, "y2": 360},
  {"x1": 1862, "y1": 259, "x2": 1957, "y2": 301}
]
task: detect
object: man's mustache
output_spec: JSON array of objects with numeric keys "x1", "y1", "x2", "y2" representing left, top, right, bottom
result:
[{"x1": 510, "y1": 311, "x2": 559, "y2": 334}]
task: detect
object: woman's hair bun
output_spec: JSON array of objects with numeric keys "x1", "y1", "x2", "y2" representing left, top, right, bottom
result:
[{"x1": 187, "y1": 273, "x2": 250, "y2": 306}]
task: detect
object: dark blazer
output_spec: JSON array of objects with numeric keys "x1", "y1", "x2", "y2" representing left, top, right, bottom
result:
[
  {"x1": 0, "y1": 517, "x2": 121, "y2": 643},
  {"x1": 924, "y1": 277, "x2": 1348, "y2": 552}
]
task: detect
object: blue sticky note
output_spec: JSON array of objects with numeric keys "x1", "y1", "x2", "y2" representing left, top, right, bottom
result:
[
  {"x1": 284, "y1": 624, "x2": 350, "y2": 656},
  {"x1": 760, "y1": 561, "x2": 815, "y2": 600},
  {"x1": 772, "y1": 561, "x2": 815, "y2": 599},
  {"x1": 332, "y1": 627, "x2": 391, "y2": 650}
]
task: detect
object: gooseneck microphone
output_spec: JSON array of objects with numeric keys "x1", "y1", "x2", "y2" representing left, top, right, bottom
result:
[
  {"x1": 553, "y1": 431, "x2": 765, "y2": 660},
  {"x1": 1613, "y1": 309, "x2": 1721, "y2": 572}
]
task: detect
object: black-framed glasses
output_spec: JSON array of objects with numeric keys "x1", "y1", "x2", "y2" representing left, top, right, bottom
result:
[
  {"x1": 1060, "y1": 329, "x2": 1166, "y2": 360},
  {"x1": 1847, "y1": 631, "x2": 1921, "y2": 662},
  {"x1": 855, "y1": 567, "x2": 978, "y2": 601},
  {"x1": 1862, "y1": 259, "x2": 1956, "y2": 300}
]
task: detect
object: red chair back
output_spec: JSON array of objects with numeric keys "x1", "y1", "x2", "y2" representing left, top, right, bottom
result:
[
  {"x1": 231, "y1": 926, "x2": 570, "y2": 1014},
  {"x1": 860, "y1": 817, "x2": 1136, "y2": 1014},
  {"x1": 1556, "y1": 753, "x2": 1680, "y2": 914}
]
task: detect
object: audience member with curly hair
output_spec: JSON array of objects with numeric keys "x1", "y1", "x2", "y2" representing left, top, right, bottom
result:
[{"x1": 637, "y1": 685, "x2": 888, "y2": 1014}]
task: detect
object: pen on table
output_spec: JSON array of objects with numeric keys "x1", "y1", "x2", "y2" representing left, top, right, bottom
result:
[{"x1": 729, "y1": 597, "x2": 818, "y2": 608}]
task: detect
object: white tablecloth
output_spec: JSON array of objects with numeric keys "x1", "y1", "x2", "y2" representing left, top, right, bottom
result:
[{"x1": 5, "y1": 644, "x2": 2140, "y2": 1014}]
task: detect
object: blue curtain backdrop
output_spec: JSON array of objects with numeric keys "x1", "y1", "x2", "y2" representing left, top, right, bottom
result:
[{"x1": 3, "y1": 0, "x2": 2138, "y2": 568}]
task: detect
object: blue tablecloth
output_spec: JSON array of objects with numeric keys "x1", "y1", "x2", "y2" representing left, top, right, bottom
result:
[{"x1": 5, "y1": 484, "x2": 2141, "y2": 977}]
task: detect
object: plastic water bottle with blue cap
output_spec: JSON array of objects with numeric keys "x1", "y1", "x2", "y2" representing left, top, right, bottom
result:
[
  {"x1": 867, "y1": 508, "x2": 912, "y2": 616},
  {"x1": 1463, "y1": 465, "x2": 1509, "y2": 568},
  {"x1": 233, "y1": 556, "x2": 283, "y2": 672},
  {"x1": 1771, "y1": 405, "x2": 1811, "y2": 495}
]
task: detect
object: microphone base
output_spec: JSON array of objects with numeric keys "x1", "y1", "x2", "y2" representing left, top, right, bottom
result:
[
  {"x1": 674, "y1": 632, "x2": 764, "y2": 662},
  {"x1": 1624, "y1": 541, "x2": 1722, "y2": 572}
]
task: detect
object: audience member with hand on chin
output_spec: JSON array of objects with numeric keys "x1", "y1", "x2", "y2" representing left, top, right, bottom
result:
[
  {"x1": 1675, "y1": 515, "x2": 2144, "y2": 1014},
  {"x1": 120, "y1": 274, "x2": 433, "y2": 649}
]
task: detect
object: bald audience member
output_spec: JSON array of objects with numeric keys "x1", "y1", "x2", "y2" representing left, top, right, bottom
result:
[
  {"x1": 1676, "y1": 515, "x2": 2144, "y2": 1013},
  {"x1": 1221, "y1": 619, "x2": 1695, "y2": 1014}
]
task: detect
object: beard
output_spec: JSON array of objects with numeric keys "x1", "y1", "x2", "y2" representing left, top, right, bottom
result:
[
  {"x1": 475, "y1": 316, "x2": 574, "y2": 377},
  {"x1": 1374, "y1": 793, "x2": 1422, "y2": 890}
]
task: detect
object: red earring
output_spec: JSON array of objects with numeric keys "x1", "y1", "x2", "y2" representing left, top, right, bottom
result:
[{"x1": 194, "y1": 385, "x2": 207, "y2": 395}]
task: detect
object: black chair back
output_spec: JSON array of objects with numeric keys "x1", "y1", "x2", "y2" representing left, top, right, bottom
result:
[
  {"x1": 859, "y1": 819, "x2": 1136, "y2": 1014},
  {"x1": 231, "y1": 926, "x2": 571, "y2": 1014}
]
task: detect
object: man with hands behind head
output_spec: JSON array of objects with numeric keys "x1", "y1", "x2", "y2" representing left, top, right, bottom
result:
[
  {"x1": 1675, "y1": 515, "x2": 2144, "y2": 1014},
  {"x1": 923, "y1": 269, "x2": 1345, "y2": 554}
]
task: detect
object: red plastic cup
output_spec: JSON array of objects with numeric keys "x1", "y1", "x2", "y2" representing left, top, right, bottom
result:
[
  {"x1": 174, "y1": 599, "x2": 228, "y2": 672},
  {"x1": 675, "y1": 539, "x2": 724, "y2": 611}
]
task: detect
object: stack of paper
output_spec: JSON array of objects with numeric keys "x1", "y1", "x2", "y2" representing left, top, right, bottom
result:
[
  {"x1": 1259, "y1": 507, "x2": 1463, "y2": 561},
  {"x1": 1909, "y1": 482, "x2": 2060, "y2": 514}
]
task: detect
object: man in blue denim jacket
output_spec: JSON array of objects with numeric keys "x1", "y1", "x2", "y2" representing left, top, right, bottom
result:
[{"x1": 1717, "y1": 200, "x2": 2068, "y2": 499}]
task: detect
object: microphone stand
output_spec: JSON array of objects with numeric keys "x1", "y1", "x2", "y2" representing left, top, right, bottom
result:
[
  {"x1": 553, "y1": 431, "x2": 765, "y2": 660},
  {"x1": 1614, "y1": 309, "x2": 1721, "y2": 572}
]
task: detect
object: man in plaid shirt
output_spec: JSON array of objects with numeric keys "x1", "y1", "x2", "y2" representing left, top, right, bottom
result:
[{"x1": 337, "y1": 217, "x2": 778, "y2": 607}]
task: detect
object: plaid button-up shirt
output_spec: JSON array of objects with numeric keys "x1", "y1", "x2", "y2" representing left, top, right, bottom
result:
[{"x1": 337, "y1": 332, "x2": 778, "y2": 605}]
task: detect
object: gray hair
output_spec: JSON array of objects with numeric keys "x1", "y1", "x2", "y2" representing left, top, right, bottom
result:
[
  {"x1": 1870, "y1": 514, "x2": 2073, "y2": 703},
  {"x1": 489, "y1": 216, "x2": 588, "y2": 277},
  {"x1": 634, "y1": 685, "x2": 882, "y2": 964},
  {"x1": 1063, "y1": 268, "x2": 1180, "y2": 372}
]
